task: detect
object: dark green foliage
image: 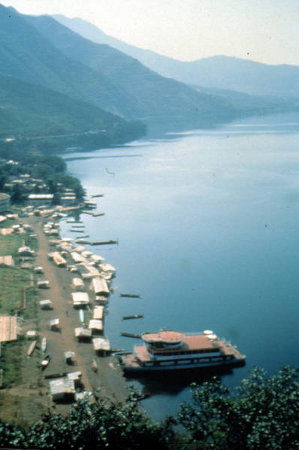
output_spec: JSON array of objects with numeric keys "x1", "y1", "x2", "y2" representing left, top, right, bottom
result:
[
  {"x1": 0, "y1": 72, "x2": 145, "y2": 146},
  {"x1": 0, "y1": 367, "x2": 297, "y2": 449},
  {"x1": 0, "y1": 395, "x2": 173, "y2": 449},
  {"x1": 178, "y1": 366, "x2": 299, "y2": 450},
  {"x1": 10, "y1": 184, "x2": 25, "y2": 203}
]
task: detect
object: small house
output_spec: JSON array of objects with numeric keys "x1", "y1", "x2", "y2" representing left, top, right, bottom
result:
[
  {"x1": 39, "y1": 299, "x2": 53, "y2": 310},
  {"x1": 92, "y1": 337, "x2": 111, "y2": 356},
  {"x1": 88, "y1": 319, "x2": 103, "y2": 335},
  {"x1": 64, "y1": 351, "x2": 76, "y2": 365},
  {"x1": 90, "y1": 277, "x2": 109, "y2": 296},
  {"x1": 49, "y1": 318, "x2": 60, "y2": 331},
  {"x1": 49, "y1": 378, "x2": 75, "y2": 403},
  {"x1": 72, "y1": 277, "x2": 84, "y2": 291},
  {"x1": 74, "y1": 327, "x2": 92, "y2": 341},
  {"x1": 72, "y1": 292, "x2": 90, "y2": 308},
  {"x1": 93, "y1": 306, "x2": 104, "y2": 320}
]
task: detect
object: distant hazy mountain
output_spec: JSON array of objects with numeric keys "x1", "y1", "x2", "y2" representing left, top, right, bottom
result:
[
  {"x1": 54, "y1": 15, "x2": 299, "y2": 99},
  {"x1": 24, "y1": 13, "x2": 238, "y2": 128}
]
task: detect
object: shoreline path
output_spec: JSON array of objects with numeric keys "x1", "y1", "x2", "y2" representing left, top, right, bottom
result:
[{"x1": 30, "y1": 215, "x2": 129, "y2": 405}]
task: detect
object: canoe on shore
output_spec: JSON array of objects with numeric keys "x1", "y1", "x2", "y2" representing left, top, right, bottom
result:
[
  {"x1": 27, "y1": 340, "x2": 37, "y2": 357},
  {"x1": 41, "y1": 337, "x2": 47, "y2": 354}
]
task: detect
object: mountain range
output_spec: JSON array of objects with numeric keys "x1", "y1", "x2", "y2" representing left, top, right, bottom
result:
[
  {"x1": 0, "y1": 4, "x2": 298, "y2": 150},
  {"x1": 55, "y1": 15, "x2": 299, "y2": 99}
]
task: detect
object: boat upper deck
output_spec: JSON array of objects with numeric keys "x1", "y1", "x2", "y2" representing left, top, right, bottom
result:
[{"x1": 134, "y1": 333, "x2": 245, "y2": 362}]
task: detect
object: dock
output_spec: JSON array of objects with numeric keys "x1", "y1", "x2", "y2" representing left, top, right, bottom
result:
[{"x1": 122, "y1": 314, "x2": 144, "y2": 320}]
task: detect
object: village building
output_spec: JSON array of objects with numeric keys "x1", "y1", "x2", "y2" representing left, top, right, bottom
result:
[
  {"x1": 72, "y1": 292, "x2": 90, "y2": 308},
  {"x1": 28, "y1": 194, "x2": 54, "y2": 207}
]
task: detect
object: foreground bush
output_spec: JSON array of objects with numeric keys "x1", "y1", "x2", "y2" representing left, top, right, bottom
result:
[
  {"x1": 178, "y1": 366, "x2": 298, "y2": 449},
  {"x1": 0, "y1": 367, "x2": 297, "y2": 449}
]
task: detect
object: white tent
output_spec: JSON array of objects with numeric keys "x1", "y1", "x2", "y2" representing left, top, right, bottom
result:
[{"x1": 72, "y1": 292, "x2": 89, "y2": 307}]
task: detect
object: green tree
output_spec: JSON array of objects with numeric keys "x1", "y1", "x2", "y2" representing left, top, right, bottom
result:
[{"x1": 178, "y1": 366, "x2": 298, "y2": 450}]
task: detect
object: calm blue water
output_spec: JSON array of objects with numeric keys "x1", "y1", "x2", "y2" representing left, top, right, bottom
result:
[{"x1": 61, "y1": 112, "x2": 299, "y2": 419}]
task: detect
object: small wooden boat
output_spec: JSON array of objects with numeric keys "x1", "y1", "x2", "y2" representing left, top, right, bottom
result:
[
  {"x1": 27, "y1": 340, "x2": 37, "y2": 357},
  {"x1": 122, "y1": 314, "x2": 144, "y2": 320},
  {"x1": 91, "y1": 194, "x2": 104, "y2": 198},
  {"x1": 120, "y1": 294, "x2": 141, "y2": 299},
  {"x1": 40, "y1": 354, "x2": 51, "y2": 370},
  {"x1": 121, "y1": 332, "x2": 141, "y2": 339},
  {"x1": 79, "y1": 309, "x2": 85, "y2": 324},
  {"x1": 92, "y1": 359, "x2": 98, "y2": 372},
  {"x1": 92, "y1": 212, "x2": 105, "y2": 217},
  {"x1": 41, "y1": 337, "x2": 47, "y2": 354},
  {"x1": 91, "y1": 240, "x2": 118, "y2": 246}
]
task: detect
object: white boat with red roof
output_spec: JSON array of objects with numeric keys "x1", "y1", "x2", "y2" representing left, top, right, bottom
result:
[{"x1": 119, "y1": 330, "x2": 245, "y2": 374}]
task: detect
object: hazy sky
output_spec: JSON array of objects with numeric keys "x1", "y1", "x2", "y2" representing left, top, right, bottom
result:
[{"x1": 2, "y1": 0, "x2": 299, "y2": 65}]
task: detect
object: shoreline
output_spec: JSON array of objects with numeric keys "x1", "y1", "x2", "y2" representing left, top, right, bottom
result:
[
  {"x1": 31, "y1": 213, "x2": 130, "y2": 402},
  {"x1": 0, "y1": 209, "x2": 129, "y2": 425}
]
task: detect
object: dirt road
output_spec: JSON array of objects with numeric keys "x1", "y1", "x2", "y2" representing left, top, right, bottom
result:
[{"x1": 30, "y1": 216, "x2": 129, "y2": 403}]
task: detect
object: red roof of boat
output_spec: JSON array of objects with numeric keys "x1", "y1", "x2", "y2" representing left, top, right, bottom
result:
[{"x1": 142, "y1": 331, "x2": 184, "y2": 342}]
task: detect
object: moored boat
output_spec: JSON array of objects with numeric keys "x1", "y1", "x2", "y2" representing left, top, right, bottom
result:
[
  {"x1": 119, "y1": 330, "x2": 245, "y2": 374},
  {"x1": 41, "y1": 337, "x2": 47, "y2": 354},
  {"x1": 40, "y1": 354, "x2": 51, "y2": 370}
]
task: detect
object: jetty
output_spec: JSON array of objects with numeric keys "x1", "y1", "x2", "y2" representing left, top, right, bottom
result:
[{"x1": 122, "y1": 314, "x2": 144, "y2": 320}]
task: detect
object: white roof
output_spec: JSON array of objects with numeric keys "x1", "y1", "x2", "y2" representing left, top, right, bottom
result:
[
  {"x1": 67, "y1": 371, "x2": 82, "y2": 381},
  {"x1": 49, "y1": 378, "x2": 75, "y2": 395},
  {"x1": 75, "y1": 327, "x2": 92, "y2": 338},
  {"x1": 64, "y1": 351, "x2": 75, "y2": 359},
  {"x1": 71, "y1": 252, "x2": 85, "y2": 263},
  {"x1": 50, "y1": 318, "x2": 59, "y2": 326},
  {"x1": 73, "y1": 245, "x2": 85, "y2": 253},
  {"x1": 79, "y1": 264, "x2": 101, "y2": 279},
  {"x1": 93, "y1": 337, "x2": 110, "y2": 351},
  {"x1": 29, "y1": 194, "x2": 53, "y2": 200},
  {"x1": 39, "y1": 299, "x2": 52, "y2": 305},
  {"x1": 88, "y1": 319, "x2": 103, "y2": 331},
  {"x1": 72, "y1": 292, "x2": 89, "y2": 305},
  {"x1": 91, "y1": 277, "x2": 109, "y2": 295},
  {"x1": 90, "y1": 254, "x2": 105, "y2": 263},
  {"x1": 99, "y1": 263, "x2": 116, "y2": 273},
  {"x1": 93, "y1": 306, "x2": 104, "y2": 320},
  {"x1": 72, "y1": 277, "x2": 84, "y2": 287}
]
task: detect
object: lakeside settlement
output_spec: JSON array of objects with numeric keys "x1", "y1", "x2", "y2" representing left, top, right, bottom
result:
[{"x1": 0, "y1": 190, "x2": 129, "y2": 425}]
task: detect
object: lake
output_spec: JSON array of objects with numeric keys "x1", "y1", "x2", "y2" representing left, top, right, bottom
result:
[{"x1": 61, "y1": 112, "x2": 299, "y2": 419}]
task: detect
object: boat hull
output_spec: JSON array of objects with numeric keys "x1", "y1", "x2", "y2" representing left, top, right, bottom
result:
[{"x1": 119, "y1": 355, "x2": 245, "y2": 375}]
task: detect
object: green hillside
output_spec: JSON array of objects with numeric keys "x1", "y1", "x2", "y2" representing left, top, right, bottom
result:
[
  {"x1": 0, "y1": 5, "x2": 136, "y2": 118},
  {"x1": 0, "y1": 73, "x2": 145, "y2": 146},
  {"x1": 22, "y1": 10, "x2": 238, "y2": 127}
]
